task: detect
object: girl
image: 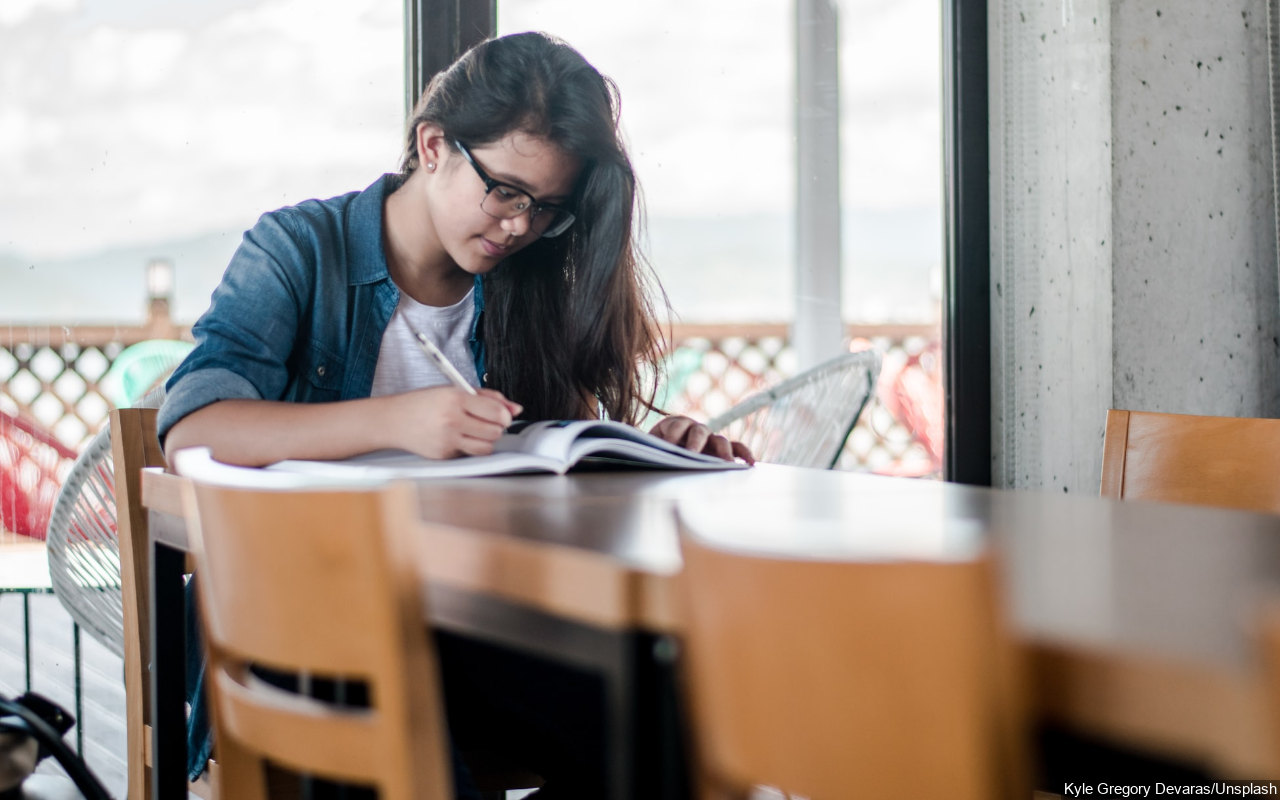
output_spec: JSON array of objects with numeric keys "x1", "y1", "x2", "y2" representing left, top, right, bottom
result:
[
  {"x1": 159, "y1": 31, "x2": 752, "y2": 467},
  {"x1": 162, "y1": 30, "x2": 750, "y2": 799}
]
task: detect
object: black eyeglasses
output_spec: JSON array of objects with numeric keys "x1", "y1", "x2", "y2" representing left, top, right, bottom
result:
[{"x1": 453, "y1": 140, "x2": 576, "y2": 238}]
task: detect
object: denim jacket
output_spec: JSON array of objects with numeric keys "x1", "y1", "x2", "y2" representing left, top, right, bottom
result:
[
  {"x1": 158, "y1": 173, "x2": 487, "y2": 445},
  {"x1": 162, "y1": 174, "x2": 486, "y2": 795}
]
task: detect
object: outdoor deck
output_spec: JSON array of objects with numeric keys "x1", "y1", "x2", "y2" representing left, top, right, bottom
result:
[{"x1": 0, "y1": 580, "x2": 128, "y2": 796}]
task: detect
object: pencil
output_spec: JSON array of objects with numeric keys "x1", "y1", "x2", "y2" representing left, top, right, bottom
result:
[{"x1": 410, "y1": 328, "x2": 478, "y2": 395}]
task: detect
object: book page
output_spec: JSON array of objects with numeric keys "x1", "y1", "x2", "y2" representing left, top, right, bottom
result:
[
  {"x1": 268, "y1": 448, "x2": 564, "y2": 480},
  {"x1": 498, "y1": 420, "x2": 746, "y2": 470},
  {"x1": 267, "y1": 419, "x2": 747, "y2": 480}
]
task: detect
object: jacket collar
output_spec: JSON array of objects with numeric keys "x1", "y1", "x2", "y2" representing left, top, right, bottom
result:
[{"x1": 346, "y1": 173, "x2": 406, "y2": 286}]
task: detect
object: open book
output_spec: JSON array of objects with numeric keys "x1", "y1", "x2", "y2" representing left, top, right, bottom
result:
[{"x1": 267, "y1": 419, "x2": 749, "y2": 480}]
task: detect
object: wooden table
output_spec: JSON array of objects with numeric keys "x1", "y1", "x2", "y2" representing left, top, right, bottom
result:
[{"x1": 142, "y1": 464, "x2": 1280, "y2": 798}]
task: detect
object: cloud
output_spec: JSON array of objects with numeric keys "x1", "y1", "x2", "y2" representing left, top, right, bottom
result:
[
  {"x1": 0, "y1": 0, "x2": 76, "y2": 28},
  {"x1": 0, "y1": 0, "x2": 403, "y2": 259},
  {"x1": 501, "y1": 0, "x2": 942, "y2": 215},
  {"x1": 3, "y1": 0, "x2": 942, "y2": 262}
]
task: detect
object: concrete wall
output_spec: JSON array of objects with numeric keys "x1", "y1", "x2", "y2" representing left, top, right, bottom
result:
[{"x1": 990, "y1": 0, "x2": 1280, "y2": 492}]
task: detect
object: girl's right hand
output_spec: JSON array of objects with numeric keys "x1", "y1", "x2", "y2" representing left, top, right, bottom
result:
[{"x1": 391, "y1": 386, "x2": 522, "y2": 459}]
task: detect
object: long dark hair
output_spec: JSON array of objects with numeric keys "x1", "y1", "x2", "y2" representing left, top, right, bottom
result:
[{"x1": 401, "y1": 32, "x2": 667, "y2": 424}]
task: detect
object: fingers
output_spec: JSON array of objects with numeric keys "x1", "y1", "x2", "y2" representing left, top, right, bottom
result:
[
  {"x1": 453, "y1": 390, "x2": 520, "y2": 457},
  {"x1": 702, "y1": 433, "x2": 734, "y2": 461},
  {"x1": 681, "y1": 424, "x2": 712, "y2": 455},
  {"x1": 478, "y1": 388, "x2": 523, "y2": 418},
  {"x1": 463, "y1": 391, "x2": 518, "y2": 428},
  {"x1": 455, "y1": 432, "x2": 499, "y2": 457},
  {"x1": 457, "y1": 412, "x2": 507, "y2": 445},
  {"x1": 650, "y1": 415, "x2": 695, "y2": 447},
  {"x1": 650, "y1": 415, "x2": 749, "y2": 463},
  {"x1": 450, "y1": 393, "x2": 517, "y2": 452},
  {"x1": 401, "y1": 387, "x2": 518, "y2": 459}
]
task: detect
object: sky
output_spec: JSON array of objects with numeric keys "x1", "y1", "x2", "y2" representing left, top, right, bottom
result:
[
  {"x1": 1, "y1": 0, "x2": 404, "y2": 259},
  {"x1": 0, "y1": 0, "x2": 942, "y2": 322},
  {"x1": 500, "y1": 0, "x2": 943, "y2": 212}
]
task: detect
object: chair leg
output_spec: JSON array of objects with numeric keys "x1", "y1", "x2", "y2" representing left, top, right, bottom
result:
[
  {"x1": 23, "y1": 593, "x2": 33, "y2": 692},
  {"x1": 213, "y1": 735, "x2": 269, "y2": 800},
  {"x1": 71, "y1": 622, "x2": 83, "y2": 756}
]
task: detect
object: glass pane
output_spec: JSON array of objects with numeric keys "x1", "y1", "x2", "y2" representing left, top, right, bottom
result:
[
  {"x1": 0, "y1": 3, "x2": 402, "y2": 787},
  {"x1": 840, "y1": 0, "x2": 944, "y2": 477},
  {"x1": 499, "y1": 2, "x2": 944, "y2": 476},
  {"x1": 501, "y1": 2, "x2": 793, "y2": 324},
  {"x1": 2, "y1": 0, "x2": 403, "y2": 441}
]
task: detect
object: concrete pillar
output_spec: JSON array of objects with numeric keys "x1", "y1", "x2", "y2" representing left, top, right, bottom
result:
[
  {"x1": 990, "y1": 0, "x2": 1280, "y2": 492},
  {"x1": 1110, "y1": 0, "x2": 1279, "y2": 419}
]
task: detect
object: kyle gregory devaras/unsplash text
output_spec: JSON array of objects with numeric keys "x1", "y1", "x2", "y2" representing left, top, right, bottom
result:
[{"x1": 1062, "y1": 783, "x2": 1279, "y2": 796}]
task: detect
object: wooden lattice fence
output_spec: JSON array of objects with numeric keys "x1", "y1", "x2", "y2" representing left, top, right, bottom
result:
[{"x1": 0, "y1": 317, "x2": 942, "y2": 476}]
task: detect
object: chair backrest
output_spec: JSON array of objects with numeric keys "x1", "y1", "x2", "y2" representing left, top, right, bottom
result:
[
  {"x1": 708, "y1": 349, "x2": 881, "y2": 469},
  {"x1": 175, "y1": 448, "x2": 452, "y2": 800},
  {"x1": 675, "y1": 517, "x2": 1026, "y2": 800},
  {"x1": 49, "y1": 399, "x2": 170, "y2": 660},
  {"x1": 109, "y1": 406, "x2": 167, "y2": 800},
  {"x1": 100, "y1": 339, "x2": 194, "y2": 409},
  {"x1": 1100, "y1": 409, "x2": 1280, "y2": 513},
  {"x1": 46, "y1": 423, "x2": 122, "y2": 653}
]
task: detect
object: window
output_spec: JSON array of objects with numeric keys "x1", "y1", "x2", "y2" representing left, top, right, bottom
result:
[
  {"x1": 499, "y1": 1, "x2": 945, "y2": 475},
  {"x1": 1, "y1": 0, "x2": 404, "y2": 445}
]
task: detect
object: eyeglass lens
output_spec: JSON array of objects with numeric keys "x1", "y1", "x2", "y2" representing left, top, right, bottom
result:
[{"x1": 480, "y1": 189, "x2": 571, "y2": 235}]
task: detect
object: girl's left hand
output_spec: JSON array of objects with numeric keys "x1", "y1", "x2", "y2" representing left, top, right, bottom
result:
[{"x1": 649, "y1": 415, "x2": 755, "y2": 464}]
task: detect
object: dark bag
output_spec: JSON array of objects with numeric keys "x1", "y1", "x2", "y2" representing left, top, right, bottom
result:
[{"x1": 0, "y1": 692, "x2": 111, "y2": 800}]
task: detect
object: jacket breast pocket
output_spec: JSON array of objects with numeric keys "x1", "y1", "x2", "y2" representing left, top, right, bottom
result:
[{"x1": 300, "y1": 342, "x2": 345, "y2": 401}]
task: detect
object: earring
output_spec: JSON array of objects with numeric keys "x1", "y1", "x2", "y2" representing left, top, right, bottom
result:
[{"x1": 426, "y1": 162, "x2": 436, "y2": 171}]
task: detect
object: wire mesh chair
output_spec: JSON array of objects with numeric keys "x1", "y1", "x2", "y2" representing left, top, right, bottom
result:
[
  {"x1": 46, "y1": 388, "x2": 168, "y2": 659},
  {"x1": 708, "y1": 349, "x2": 882, "y2": 469},
  {"x1": 1, "y1": 412, "x2": 77, "y2": 542},
  {"x1": 45, "y1": 426, "x2": 121, "y2": 657}
]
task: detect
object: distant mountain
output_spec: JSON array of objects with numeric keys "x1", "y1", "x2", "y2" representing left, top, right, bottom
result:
[
  {"x1": 648, "y1": 208, "x2": 940, "y2": 323},
  {"x1": 1, "y1": 207, "x2": 939, "y2": 327},
  {"x1": 1, "y1": 230, "x2": 243, "y2": 324}
]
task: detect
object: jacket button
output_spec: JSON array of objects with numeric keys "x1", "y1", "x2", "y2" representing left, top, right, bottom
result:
[{"x1": 317, "y1": 365, "x2": 326, "y2": 377}]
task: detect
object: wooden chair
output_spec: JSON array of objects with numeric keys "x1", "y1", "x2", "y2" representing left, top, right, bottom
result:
[
  {"x1": 1100, "y1": 409, "x2": 1280, "y2": 513},
  {"x1": 674, "y1": 515, "x2": 1028, "y2": 800},
  {"x1": 110, "y1": 408, "x2": 170, "y2": 800},
  {"x1": 1256, "y1": 602, "x2": 1280, "y2": 773},
  {"x1": 174, "y1": 448, "x2": 454, "y2": 800},
  {"x1": 111, "y1": 408, "x2": 217, "y2": 800}
]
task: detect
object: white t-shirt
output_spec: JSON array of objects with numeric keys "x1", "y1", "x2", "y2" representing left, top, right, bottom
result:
[{"x1": 371, "y1": 287, "x2": 480, "y2": 397}]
